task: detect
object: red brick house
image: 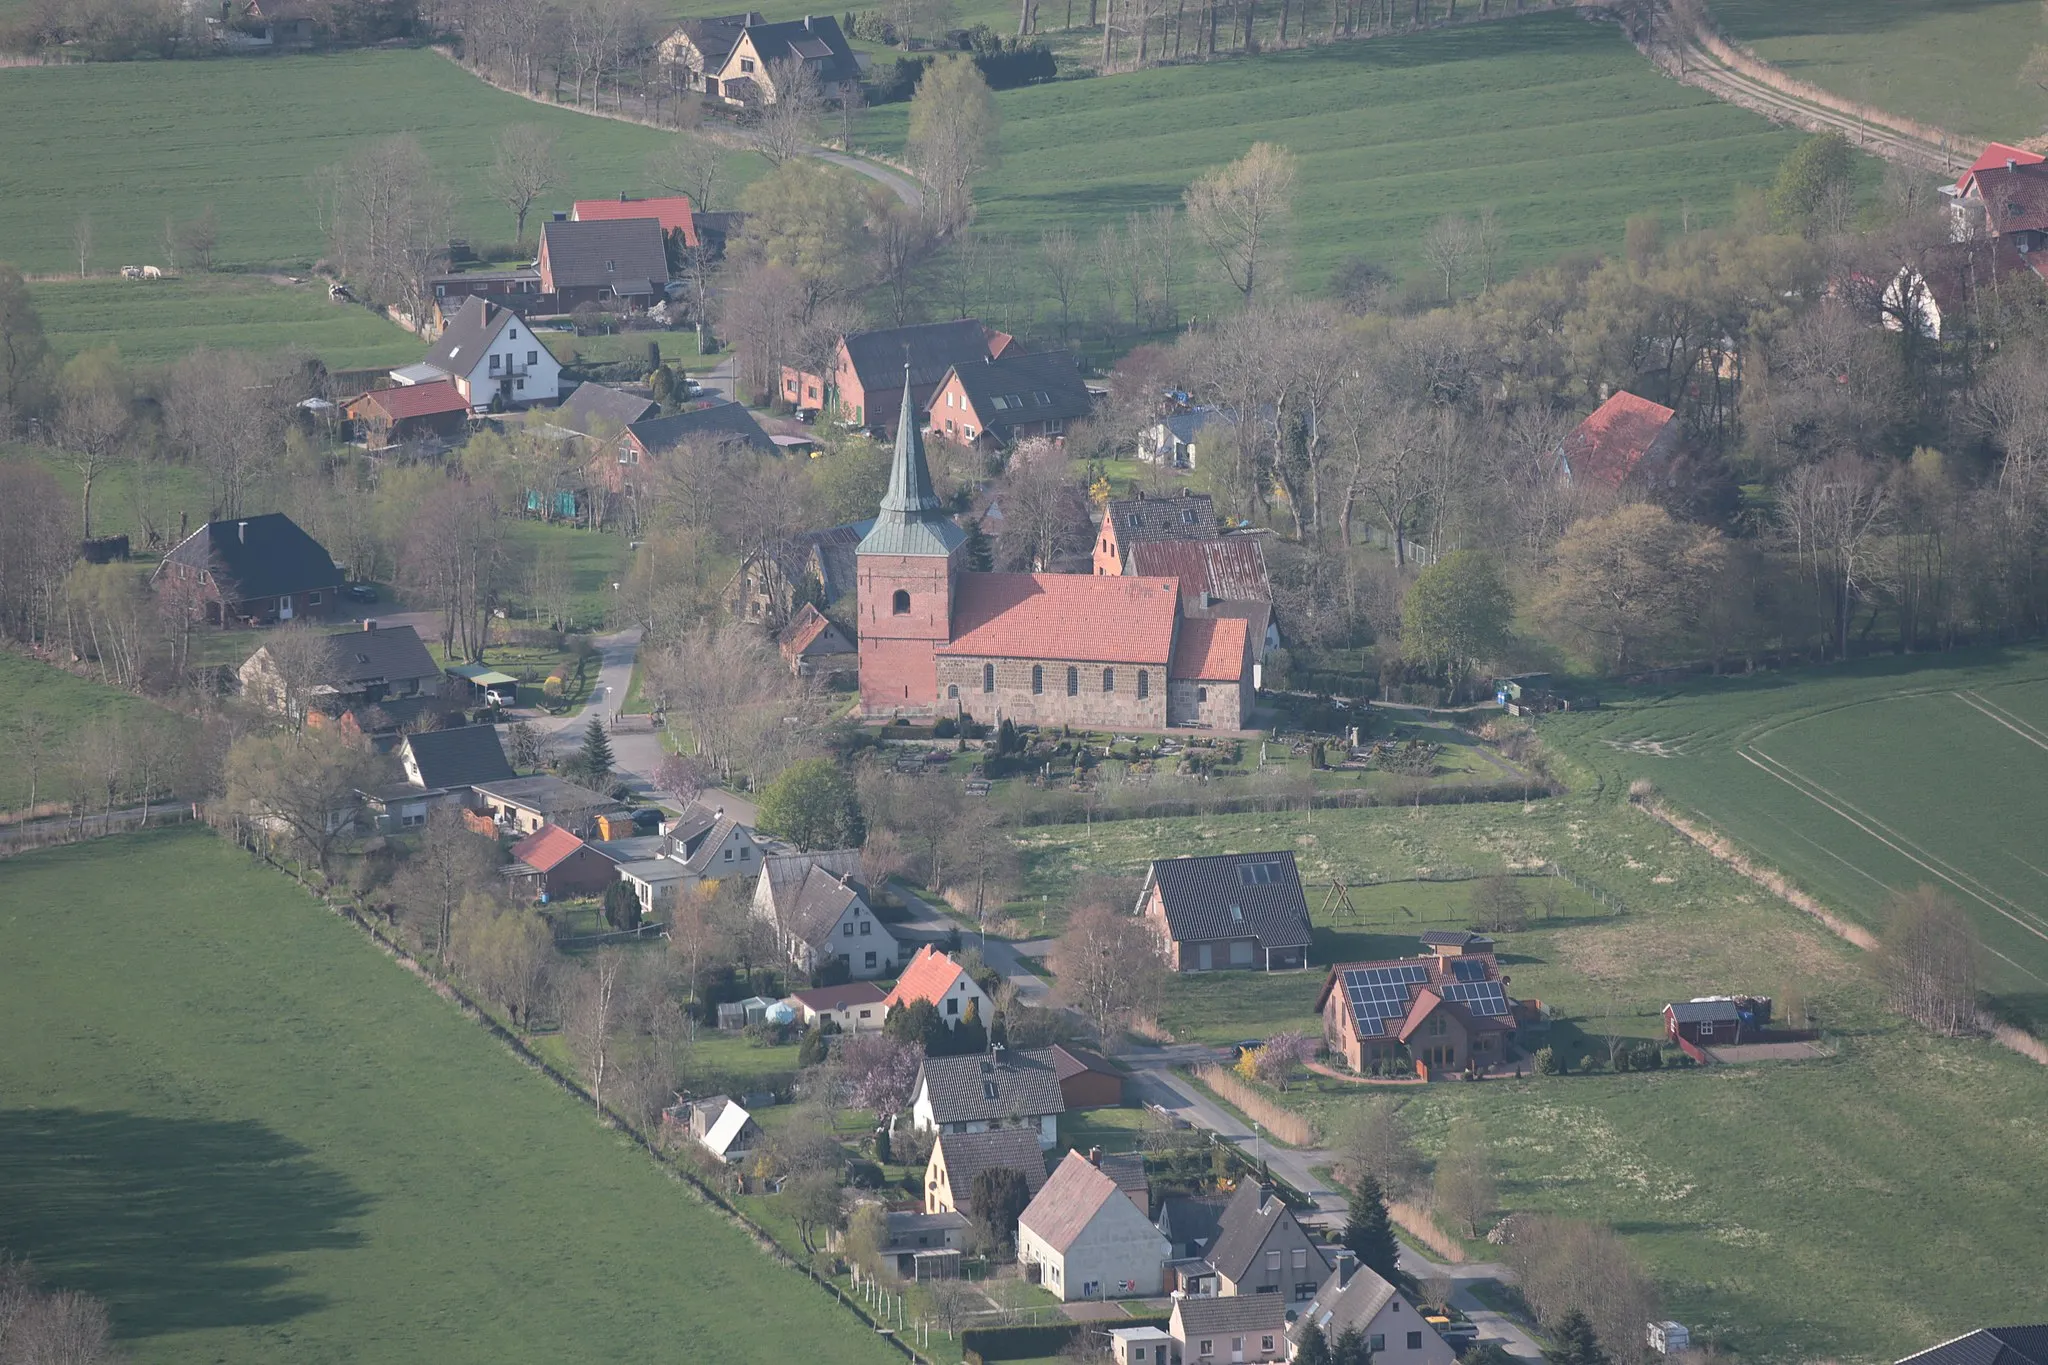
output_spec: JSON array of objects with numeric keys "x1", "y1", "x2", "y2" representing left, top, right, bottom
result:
[
  {"x1": 151, "y1": 513, "x2": 344, "y2": 628},
  {"x1": 1092, "y1": 491, "x2": 1217, "y2": 576},
  {"x1": 927, "y1": 349, "x2": 1093, "y2": 450},
  {"x1": 537, "y1": 216, "x2": 670, "y2": 312},
  {"x1": 345, "y1": 380, "x2": 470, "y2": 450},
  {"x1": 1318, "y1": 935, "x2": 1518, "y2": 1075},
  {"x1": 781, "y1": 319, "x2": 1012, "y2": 434},
  {"x1": 1557, "y1": 391, "x2": 1679, "y2": 491},
  {"x1": 509, "y1": 824, "x2": 619, "y2": 901}
]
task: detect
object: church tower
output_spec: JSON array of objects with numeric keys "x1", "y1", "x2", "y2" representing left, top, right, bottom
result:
[{"x1": 856, "y1": 368, "x2": 966, "y2": 715}]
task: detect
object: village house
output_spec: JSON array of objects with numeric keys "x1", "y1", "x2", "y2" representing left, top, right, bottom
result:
[
  {"x1": 703, "y1": 14, "x2": 861, "y2": 107},
  {"x1": 777, "y1": 602, "x2": 858, "y2": 679},
  {"x1": 785, "y1": 981, "x2": 889, "y2": 1033},
  {"x1": 360, "y1": 724, "x2": 517, "y2": 831},
  {"x1": 924, "y1": 1126, "x2": 1050, "y2": 1216},
  {"x1": 572, "y1": 194, "x2": 699, "y2": 249},
  {"x1": 537, "y1": 216, "x2": 671, "y2": 313},
  {"x1": 152, "y1": 513, "x2": 344, "y2": 628},
  {"x1": 682, "y1": 1094, "x2": 762, "y2": 1164},
  {"x1": 473, "y1": 775, "x2": 618, "y2": 837},
  {"x1": 1318, "y1": 932, "x2": 1519, "y2": 1076},
  {"x1": 1180, "y1": 1180, "x2": 1328, "y2": 1301},
  {"x1": 1139, "y1": 851, "x2": 1314, "y2": 974},
  {"x1": 556, "y1": 380, "x2": 660, "y2": 434},
  {"x1": 1292, "y1": 1253, "x2": 1457, "y2": 1365},
  {"x1": 656, "y1": 11, "x2": 761, "y2": 90},
  {"x1": 1017, "y1": 1149, "x2": 1170, "y2": 1302},
  {"x1": 417, "y1": 297, "x2": 564, "y2": 412},
  {"x1": 752, "y1": 850, "x2": 899, "y2": 980},
  {"x1": 1171, "y1": 1294, "x2": 1290, "y2": 1365},
  {"x1": 884, "y1": 945, "x2": 993, "y2": 1028},
  {"x1": 1898, "y1": 1326, "x2": 2048, "y2": 1365},
  {"x1": 1155, "y1": 1194, "x2": 1229, "y2": 1260},
  {"x1": 1048, "y1": 1043, "x2": 1124, "y2": 1110},
  {"x1": 854, "y1": 381, "x2": 1257, "y2": 730},
  {"x1": 1093, "y1": 490, "x2": 1217, "y2": 576},
  {"x1": 507, "y1": 824, "x2": 617, "y2": 901},
  {"x1": 781, "y1": 318, "x2": 1012, "y2": 433},
  {"x1": 344, "y1": 380, "x2": 470, "y2": 451},
  {"x1": 1139, "y1": 406, "x2": 1233, "y2": 468},
  {"x1": 909, "y1": 1046, "x2": 1066, "y2": 1147},
  {"x1": 860, "y1": 1209, "x2": 970, "y2": 1280},
  {"x1": 614, "y1": 802, "x2": 764, "y2": 915},
  {"x1": 926, "y1": 349, "x2": 1093, "y2": 450},
  {"x1": 1557, "y1": 391, "x2": 1680, "y2": 492},
  {"x1": 724, "y1": 521, "x2": 867, "y2": 629},
  {"x1": 238, "y1": 620, "x2": 441, "y2": 723}
]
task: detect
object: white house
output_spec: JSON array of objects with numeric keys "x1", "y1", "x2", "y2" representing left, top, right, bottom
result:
[
  {"x1": 614, "y1": 803, "x2": 765, "y2": 916},
  {"x1": 883, "y1": 945, "x2": 994, "y2": 1027},
  {"x1": 753, "y1": 851, "x2": 899, "y2": 979},
  {"x1": 1290, "y1": 1254, "x2": 1457, "y2": 1365},
  {"x1": 909, "y1": 1047, "x2": 1065, "y2": 1149},
  {"x1": 419, "y1": 296, "x2": 564, "y2": 412},
  {"x1": 1018, "y1": 1150, "x2": 1169, "y2": 1302}
]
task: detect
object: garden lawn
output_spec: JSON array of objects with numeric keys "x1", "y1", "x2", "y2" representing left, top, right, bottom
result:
[
  {"x1": 0, "y1": 653, "x2": 195, "y2": 814},
  {"x1": 1708, "y1": 0, "x2": 2044, "y2": 144},
  {"x1": 31, "y1": 274, "x2": 418, "y2": 369},
  {"x1": 501, "y1": 520, "x2": 634, "y2": 629},
  {"x1": 1542, "y1": 645, "x2": 2048, "y2": 1025},
  {"x1": 860, "y1": 11, "x2": 1802, "y2": 301},
  {"x1": 0, "y1": 828, "x2": 903, "y2": 1365},
  {"x1": 0, "y1": 50, "x2": 759, "y2": 277}
]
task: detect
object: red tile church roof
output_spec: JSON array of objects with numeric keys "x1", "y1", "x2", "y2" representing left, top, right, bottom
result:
[
  {"x1": 1170, "y1": 617, "x2": 1248, "y2": 682},
  {"x1": 937, "y1": 573, "x2": 1180, "y2": 665}
]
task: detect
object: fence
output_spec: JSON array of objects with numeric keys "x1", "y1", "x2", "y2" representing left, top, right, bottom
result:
[
  {"x1": 1543, "y1": 861, "x2": 1629, "y2": 916},
  {"x1": 1363, "y1": 527, "x2": 1440, "y2": 568},
  {"x1": 0, "y1": 803, "x2": 197, "y2": 858}
]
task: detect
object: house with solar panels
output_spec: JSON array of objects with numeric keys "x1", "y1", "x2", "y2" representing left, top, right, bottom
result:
[{"x1": 1315, "y1": 932, "x2": 1519, "y2": 1074}]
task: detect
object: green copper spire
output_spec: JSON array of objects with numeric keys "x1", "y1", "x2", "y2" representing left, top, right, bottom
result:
[{"x1": 858, "y1": 364, "x2": 967, "y2": 558}]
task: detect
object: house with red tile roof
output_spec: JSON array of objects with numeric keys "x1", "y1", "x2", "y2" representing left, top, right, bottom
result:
[
  {"x1": 509, "y1": 824, "x2": 619, "y2": 901},
  {"x1": 884, "y1": 946, "x2": 992, "y2": 1028},
  {"x1": 777, "y1": 602, "x2": 856, "y2": 678},
  {"x1": 572, "y1": 195, "x2": 699, "y2": 249},
  {"x1": 345, "y1": 380, "x2": 470, "y2": 451},
  {"x1": 1557, "y1": 391, "x2": 1679, "y2": 492},
  {"x1": 855, "y1": 375, "x2": 1255, "y2": 730}
]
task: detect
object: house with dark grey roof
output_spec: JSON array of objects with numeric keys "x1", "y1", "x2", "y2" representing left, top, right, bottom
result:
[
  {"x1": 1186, "y1": 1181, "x2": 1327, "y2": 1302},
  {"x1": 1662, "y1": 997, "x2": 1763, "y2": 1047},
  {"x1": 152, "y1": 513, "x2": 344, "y2": 628},
  {"x1": 558, "y1": 381, "x2": 659, "y2": 434},
  {"x1": 359, "y1": 724, "x2": 518, "y2": 830},
  {"x1": 238, "y1": 621, "x2": 441, "y2": 721},
  {"x1": 723, "y1": 518, "x2": 872, "y2": 630},
  {"x1": 705, "y1": 13, "x2": 861, "y2": 108},
  {"x1": 750, "y1": 850, "x2": 897, "y2": 980},
  {"x1": 473, "y1": 774, "x2": 619, "y2": 837},
  {"x1": 1093, "y1": 491, "x2": 1217, "y2": 576},
  {"x1": 782, "y1": 318, "x2": 1012, "y2": 435},
  {"x1": 928, "y1": 349, "x2": 1093, "y2": 451},
  {"x1": 612, "y1": 800, "x2": 765, "y2": 916},
  {"x1": 909, "y1": 1046, "x2": 1066, "y2": 1148},
  {"x1": 1138, "y1": 851, "x2": 1313, "y2": 973},
  {"x1": 1171, "y1": 1293, "x2": 1290, "y2": 1364},
  {"x1": 1898, "y1": 1327, "x2": 2048, "y2": 1365},
  {"x1": 537, "y1": 216, "x2": 671, "y2": 312},
  {"x1": 1016, "y1": 1149, "x2": 1168, "y2": 1301},
  {"x1": 1292, "y1": 1254, "x2": 1456, "y2": 1365},
  {"x1": 924, "y1": 1126, "x2": 1050, "y2": 1216},
  {"x1": 419, "y1": 296, "x2": 564, "y2": 411},
  {"x1": 623, "y1": 402, "x2": 773, "y2": 460},
  {"x1": 656, "y1": 11, "x2": 762, "y2": 91},
  {"x1": 1155, "y1": 1194, "x2": 1229, "y2": 1260}
]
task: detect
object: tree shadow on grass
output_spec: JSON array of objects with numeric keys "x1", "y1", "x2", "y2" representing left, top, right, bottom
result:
[{"x1": 0, "y1": 1108, "x2": 368, "y2": 1341}]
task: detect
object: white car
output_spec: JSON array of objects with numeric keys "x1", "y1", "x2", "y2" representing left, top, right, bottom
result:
[{"x1": 484, "y1": 687, "x2": 515, "y2": 707}]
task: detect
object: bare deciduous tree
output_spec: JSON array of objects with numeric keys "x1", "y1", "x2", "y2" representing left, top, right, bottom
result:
[
  {"x1": 1421, "y1": 213, "x2": 1475, "y2": 305},
  {"x1": 222, "y1": 729, "x2": 380, "y2": 878},
  {"x1": 72, "y1": 212, "x2": 92, "y2": 279},
  {"x1": 1183, "y1": 141, "x2": 1296, "y2": 304},
  {"x1": 1876, "y1": 885, "x2": 1980, "y2": 1036},
  {"x1": 397, "y1": 806, "x2": 502, "y2": 965},
  {"x1": 491, "y1": 125, "x2": 559, "y2": 243},
  {"x1": 323, "y1": 135, "x2": 454, "y2": 327},
  {"x1": 756, "y1": 57, "x2": 827, "y2": 166},
  {"x1": 1048, "y1": 900, "x2": 1166, "y2": 1047},
  {"x1": 564, "y1": 946, "x2": 630, "y2": 1113}
]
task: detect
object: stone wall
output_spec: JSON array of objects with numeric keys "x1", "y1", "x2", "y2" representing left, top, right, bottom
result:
[
  {"x1": 1166, "y1": 678, "x2": 1248, "y2": 730},
  {"x1": 936, "y1": 654, "x2": 1169, "y2": 730}
]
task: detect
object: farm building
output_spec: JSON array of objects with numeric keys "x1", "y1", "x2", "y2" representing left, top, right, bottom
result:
[
  {"x1": 1139, "y1": 851, "x2": 1314, "y2": 973},
  {"x1": 1557, "y1": 391, "x2": 1679, "y2": 491},
  {"x1": 1092, "y1": 490, "x2": 1217, "y2": 576},
  {"x1": 507, "y1": 825, "x2": 617, "y2": 901},
  {"x1": 781, "y1": 317, "x2": 1012, "y2": 433},
  {"x1": 1663, "y1": 996, "x2": 1769, "y2": 1047},
  {"x1": 345, "y1": 380, "x2": 470, "y2": 450},
  {"x1": 926, "y1": 349, "x2": 1093, "y2": 450}
]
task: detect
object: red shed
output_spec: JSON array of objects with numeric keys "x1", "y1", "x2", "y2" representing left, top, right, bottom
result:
[{"x1": 1049, "y1": 1043, "x2": 1125, "y2": 1110}]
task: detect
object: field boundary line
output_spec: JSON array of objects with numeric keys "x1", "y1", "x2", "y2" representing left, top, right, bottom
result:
[
  {"x1": 1741, "y1": 747, "x2": 2048, "y2": 957},
  {"x1": 1957, "y1": 689, "x2": 2048, "y2": 751}
]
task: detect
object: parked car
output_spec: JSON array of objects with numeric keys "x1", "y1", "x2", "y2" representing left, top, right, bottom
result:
[
  {"x1": 346, "y1": 583, "x2": 378, "y2": 603},
  {"x1": 484, "y1": 686, "x2": 515, "y2": 707}
]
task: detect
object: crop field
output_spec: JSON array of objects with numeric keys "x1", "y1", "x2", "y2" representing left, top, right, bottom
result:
[
  {"x1": 0, "y1": 50, "x2": 755, "y2": 278},
  {"x1": 1709, "y1": 0, "x2": 2043, "y2": 144},
  {"x1": 862, "y1": 11, "x2": 1802, "y2": 297},
  {"x1": 1544, "y1": 647, "x2": 2048, "y2": 1025},
  {"x1": 0, "y1": 829, "x2": 903, "y2": 1365},
  {"x1": 31, "y1": 274, "x2": 419, "y2": 369}
]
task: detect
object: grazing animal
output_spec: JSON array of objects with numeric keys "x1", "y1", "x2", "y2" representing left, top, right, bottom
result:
[
  {"x1": 121, "y1": 265, "x2": 143, "y2": 279},
  {"x1": 140, "y1": 265, "x2": 163, "y2": 280}
]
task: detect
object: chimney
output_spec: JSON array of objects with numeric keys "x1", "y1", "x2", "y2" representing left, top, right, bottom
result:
[
  {"x1": 237, "y1": 520, "x2": 248, "y2": 543},
  {"x1": 620, "y1": 191, "x2": 629, "y2": 202},
  {"x1": 553, "y1": 210, "x2": 567, "y2": 222},
  {"x1": 1333, "y1": 1248, "x2": 1358, "y2": 1289},
  {"x1": 715, "y1": 806, "x2": 724, "y2": 820},
  {"x1": 1088, "y1": 1146, "x2": 1102, "y2": 1166},
  {"x1": 363, "y1": 619, "x2": 378, "y2": 631},
  {"x1": 2010, "y1": 159, "x2": 2019, "y2": 171},
  {"x1": 991, "y1": 1042, "x2": 1007, "y2": 1065}
]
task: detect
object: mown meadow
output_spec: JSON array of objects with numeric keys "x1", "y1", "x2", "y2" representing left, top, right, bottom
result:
[{"x1": 31, "y1": 274, "x2": 419, "y2": 369}]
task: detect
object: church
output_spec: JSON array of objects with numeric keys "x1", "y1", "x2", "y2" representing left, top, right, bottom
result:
[{"x1": 856, "y1": 373, "x2": 1255, "y2": 731}]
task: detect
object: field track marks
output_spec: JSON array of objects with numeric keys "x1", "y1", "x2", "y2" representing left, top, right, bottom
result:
[
  {"x1": 1739, "y1": 747, "x2": 2048, "y2": 970},
  {"x1": 1958, "y1": 690, "x2": 2048, "y2": 751}
]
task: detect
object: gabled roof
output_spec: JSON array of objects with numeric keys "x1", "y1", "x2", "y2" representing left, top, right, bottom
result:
[
  {"x1": 349, "y1": 380, "x2": 469, "y2": 422},
  {"x1": 917, "y1": 1047, "x2": 1066, "y2": 1126},
  {"x1": 539, "y1": 217, "x2": 670, "y2": 293},
  {"x1": 512, "y1": 823, "x2": 588, "y2": 873},
  {"x1": 946, "y1": 349, "x2": 1093, "y2": 438},
  {"x1": 558, "y1": 381, "x2": 659, "y2": 433},
  {"x1": 733, "y1": 13, "x2": 860, "y2": 82},
  {"x1": 404, "y1": 725, "x2": 516, "y2": 790},
  {"x1": 765, "y1": 857, "x2": 874, "y2": 949},
  {"x1": 572, "y1": 195, "x2": 698, "y2": 248},
  {"x1": 423, "y1": 296, "x2": 522, "y2": 374},
  {"x1": 472, "y1": 774, "x2": 614, "y2": 816},
  {"x1": 1293, "y1": 1262, "x2": 1406, "y2": 1348},
  {"x1": 1156, "y1": 1194, "x2": 1228, "y2": 1252},
  {"x1": 1666, "y1": 999, "x2": 1743, "y2": 1024},
  {"x1": 788, "y1": 980, "x2": 888, "y2": 1012},
  {"x1": 1560, "y1": 391, "x2": 1676, "y2": 491},
  {"x1": 1899, "y1": 1327, "x2": 2048, "y2": 1365},
  {"x1": 1145, "y1": 851, "x2": 1312, "y2": 950},
  {"x1": 885, "y1": 944, "x2": 974, "y2": 1012},
  {"x1": 1204, "y1": 1181, "x2": 1325, "y2": 1284},
  {"x1": 1127, "y1": 536, "x2": 1272, "y2": 606},
  {"x1": 627, "y1": 401, "x2": 774, "y2": 455},
  {"x1": 1957, "y1": 142, "x2": 2048, "y2": 195},
  {"x1": 666, "y1": 11, "x2": 761, "y2": 66},
  {"x1": 1105, "y1": 491, "x2": 1217, "y2": 548},
  {"x1": 159, "y1": 513, "x2": 341, "y2": 601},
  {"x1": 1174, "y1": 1293, "x2": 1289, "y2": 1340},
  {"x1": 840, "y1": 318, "x2": 1002, "y2": 393},
  {"x1": 1419, "y1": 930, "x2": 1493, "y2": 949},
  {"x1": 779, "y1": 602, "x2": 853, "y2": 664},
  {"x1": 759, "y1": 850, "x2": 863, "y2": 925},
  {"x1": 1170, "y1": 616, "x2": 1249, "y2": 684},
  {"x1": 1964, "y1": 160, "x2": 2048, "y2": 234},
  {"x1": 1316, "y1": 952, "x2": 1514, "y2": 1041},
  {"x1": 1048, "y1": 1043, "x2": 1118, "y2": 1082},
  {"x1": 931, "y1": 1127, "x2": 1050, "y2": 1210},
  {"x1": 292, "y1": 623, "x2": 439, "y2": 689},
  {"x1": 702, "y1": 1099, "x2": 758, "y2": 1159},
  {"x1": 676, "y1": 812, "x2": 748, "y2": 875},
  {"x1": 936, "y1": 573, "x2": 1181, "y2": 666},
  {"x1": 1018, "y1": 1149, "x2": 1126, "y2": 1254}
]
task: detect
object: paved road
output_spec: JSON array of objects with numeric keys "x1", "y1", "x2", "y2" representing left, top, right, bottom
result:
[
  {"x1": 813, "y1": 149, "x2": 924, "y2": 208},
  {"x1": 887, "y1": 886, "x2": 1053, "y2": 1008}
]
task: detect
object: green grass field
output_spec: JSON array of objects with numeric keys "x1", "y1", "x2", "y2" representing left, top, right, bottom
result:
[
  {"x1": 0, "y1": 829, "x2": 903, "y2": 1365},
  {"x1": 862, "y1": 11, "x2": 1802, "y2": 297},
  {"x1": 1709, "y1": 0, "x2": 2045, "y2": 145},
  {"x1": 0, "y1": 50, "x2": 758, "y2": 278},
  {"x1": 0, "y1": 653, "x2": 195, "y2": 813},
  {"x1": 1544, "y1": 647, "x2": 2048, "y2": 1024},
  {"x1": 31, "y1": 274, "x2": 419, "y2": 369}
]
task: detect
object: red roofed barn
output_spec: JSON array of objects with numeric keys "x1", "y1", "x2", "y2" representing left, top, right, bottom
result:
[
  {"x1": 346, "y1": 380, "x2": 470, "y2": 451},
  {"x1": 572, "y1": 195, "x2": 699, "y2": 248},
  {"x1": 1558, "y1": 391, "x2": 1679, "y2": 491},
  {"x1": 856, "y1": 374, "x2": 1255, "y2": 730}
]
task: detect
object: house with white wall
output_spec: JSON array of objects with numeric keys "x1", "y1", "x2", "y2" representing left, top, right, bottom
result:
[
  {"x1": 416, "y1": 296, "x2": 564, "y2": 412},
  {"x1": 1017, "y1": 1150, "x2": 1169, "y2": 1302},
  {"x1": 909, "y1": 1047, "x2": 1065, "y2": 1148}
]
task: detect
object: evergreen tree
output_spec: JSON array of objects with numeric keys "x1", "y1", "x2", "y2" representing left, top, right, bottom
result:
[
  {"x1": 1343, "y1": 1173, "x2": 1403, "y2": 1285},
  {"x1": 1296, "y1": 1323, "x2": 1335, "y2": 1365},
  {"x1": 990, "y1": 1009, "x2": 1009, "y2": 1048},
  {"x1": 797, "y1": 1024, "x2": 829, "y2": 1067},
  {"x1": 964, "y1": 517, "x2": 995, "y2": 572},
  {"x1": 578, "y1": 714, "x2": 616, "y2": 788},
  {"x1": 1333, "y1": 1325, "x2": 1373, "y2": 1365},
  {"x1": 874, "y1": 1123, "x2": 892, "y2": 1164},
  {"x1": 602, "y1": 879, "x2": 642, "y2": 930},
  {"x1": 1545, "y1": 1311, "x2": 1608, "y2": 1365},
  {"x1": 884, "y1": 999, "x2": 940, "y2": 1046},
  {"x1": 954, "y1": 998, "x2": 990, "y2": 1055}
]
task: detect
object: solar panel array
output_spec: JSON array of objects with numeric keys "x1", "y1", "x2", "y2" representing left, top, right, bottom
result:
[
  {"x1": 1340, "y1": 964, "x2": 1430, "y2": 1037},
  {"x1": 1440, "y1": 980, "x2": 1511, "y2": 1016},
  {"x1": 1450, "y1": 957, "x2": 1489, "y2": 982}
]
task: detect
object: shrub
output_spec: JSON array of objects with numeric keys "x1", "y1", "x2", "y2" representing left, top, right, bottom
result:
[
  {"x1": 1533, "y1": 1046, "x2": 1563, "y2": 1076},
  {"x1": 933, "y1": 716, "x2": 958, "y2": 739},
  {"x1": 543, "y1": 674, "x2": 565, "y2": 699}
]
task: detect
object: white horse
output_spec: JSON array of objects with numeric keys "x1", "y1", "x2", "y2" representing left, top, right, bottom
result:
[{"x1": 141, "y1": 265, "x2": 163, "y2": 280}]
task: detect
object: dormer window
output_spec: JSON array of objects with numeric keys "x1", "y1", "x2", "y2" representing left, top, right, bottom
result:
[
  {"x1": 606, "y1": 260, "x2": 616, "y2": 272},
  {"x1": 983, "y1": 1080, "x2": 998, "y2": 1100}
]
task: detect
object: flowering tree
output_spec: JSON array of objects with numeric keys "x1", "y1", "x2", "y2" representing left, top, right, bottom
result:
[
  {"x1": 835, "y1": 1033, "x2": 924, "y2": 1118},
  {"x1": 1251, "y1": 1030, "x2": 1316, "y2": 1091}
]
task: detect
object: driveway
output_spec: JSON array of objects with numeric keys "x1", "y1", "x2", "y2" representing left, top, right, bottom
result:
[{"x1": 888, "y1": 886, "x2": 1052, "y2": 1008}]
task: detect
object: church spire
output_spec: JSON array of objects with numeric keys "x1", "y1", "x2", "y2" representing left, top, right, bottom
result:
[{"x1": 879, "y1": 363, "x2": 943, "y2": 517}]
